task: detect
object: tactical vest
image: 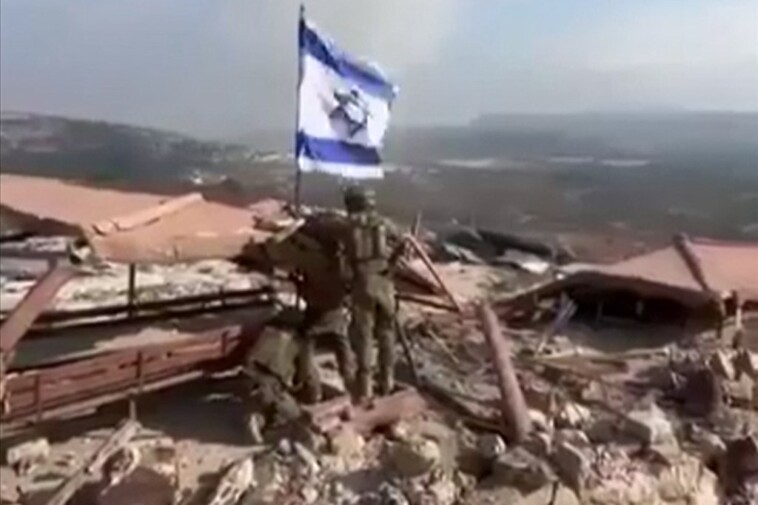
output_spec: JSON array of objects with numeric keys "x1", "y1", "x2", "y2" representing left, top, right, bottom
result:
[{"x1": 349, "y1": 212, "x2": 390, "y2": 274}]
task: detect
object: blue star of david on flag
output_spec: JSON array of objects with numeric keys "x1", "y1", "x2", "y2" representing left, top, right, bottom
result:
[{"x1": 296, "y1": 14, "x2": 398, "y2": 179}]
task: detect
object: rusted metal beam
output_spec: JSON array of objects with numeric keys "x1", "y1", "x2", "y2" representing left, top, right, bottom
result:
[
  {"x1": 0, "y1": 264, "x2": 76, "y2": 359},
  {"x1": 477, "y1": 303, "x2": 531, "y2": 443}
]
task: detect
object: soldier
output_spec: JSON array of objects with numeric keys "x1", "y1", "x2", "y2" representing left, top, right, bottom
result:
[
  {"x1": 293, "y1": 217, "x2": 357, "y2": 403},
  {"x1": 342, "y1": 185, "x2": 406, "y2": 401},
  {"x1": 251, "y1": 215, "x2": 356, "y2": 404}
]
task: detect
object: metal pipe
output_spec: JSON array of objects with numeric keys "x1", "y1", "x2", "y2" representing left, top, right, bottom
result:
[
  {"x1": 127, "y1": 264, "x2": 137, "y2": 319},
  {"x1": 477, "y1": 303, "x2": 531, "y2": 443}
]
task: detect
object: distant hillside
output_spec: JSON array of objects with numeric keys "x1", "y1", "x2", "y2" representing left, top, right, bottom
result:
[{"x1": 0, "y1": 112, "x2": 271, "y2": 185}]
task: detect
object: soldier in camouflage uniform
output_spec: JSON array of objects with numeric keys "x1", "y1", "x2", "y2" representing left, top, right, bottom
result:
[
  {"x1": 342, "y1": 186, "x2": 404, "y2": 400},
  {"x1": 257, "y1": 215, "x2": 356, "y2": 404}
]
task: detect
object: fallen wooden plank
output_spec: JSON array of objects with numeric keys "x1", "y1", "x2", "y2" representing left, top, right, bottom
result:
[
  {"x1": 407, "y1": 235, "x2": 462, "y2": 313},
  {"x1": 0, "y1": 264, "x2": 76, "y2": 359},
  {"x1": 46, "y1": 418, "x2": 140, "y2": 505}
]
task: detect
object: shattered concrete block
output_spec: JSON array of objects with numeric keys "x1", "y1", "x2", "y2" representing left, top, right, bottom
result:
[
  {"x1": 709, "y1": 351, "x2": 735, "y2": 380},
  {"x1": 625, "y1": 403, "x2": 675, "y2": 446},
  {"x1": 294, "y1": 441, "x2": 321, "y2": 477},
  {"x1": 206, "y1": 457, "x2": 255, "y2": 505},
  {"x1": 528, "y1": 409, "x2": 551, "y2": 433},
  {"x1": 580, "y1": 381, "x2": 606, "y2": 404},
  {"x1": 489, "y1": 447, "x2": 557, "y2": 493},
  {"x1": 6, "y1": 438, "x2": 50, "y2": 474},
  {"x1": 524, "y1": 432, "x2": 552, "y2": 459},
  {"x1": 554, "y1": 429, "x2": 591, "y2": 449},
  {"x1": 390, "y1": 437, "x2": 441, "y2": 478},
  {"x1": 555, "y1": 402, "x2": 592, "y2": 429},
  {"x1": 300, "y1": 485, "x2": 319, "y2": 504},
  {"x1": 553, "y1": 441, "x2": 590, "y2": 491},
  {"x1": 378, "y1": 482, "x2": 410, "y2": 505},
  {"x1": 328, "y1": 427, "x2": 365, "y2": 459},
  {"x1": 426, "y1": 475, "x2": 458, "y2": 505},
  {"x1": 693, "y1": 430, "x2": 725, "y2": 461},
  {"x1": 734, "y1": 350, "x2": 758, "y2": 379},
  {"x1": 722, "y1": 435, "x2": 758, "y2": 486},
  {"x1": 657, "y1": 453, "x2": 719, "y2": 505},
  {"x1": 523, "y1": 382, "x2": 557, "y2": 415},
  {"x1": 724, "y1": 375, "x2": 755, "y2": 407},
  {"x1": 586, "y1": 418, "x2": 617, "y2": 444},
  {"x1": 476, "y1": 433, "x2": 506, "y2": 460}
]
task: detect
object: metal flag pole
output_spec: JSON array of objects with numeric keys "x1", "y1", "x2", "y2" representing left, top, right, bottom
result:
[{"x1": 293, "y1": 3, "x2": 305, "y2": 214}]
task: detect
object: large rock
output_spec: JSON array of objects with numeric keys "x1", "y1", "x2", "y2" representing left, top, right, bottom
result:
[
  {"x1": 554, "y1": 429, "x2": 591, "y2": 449},
  {"x1": 524, "y1": 382, "x2": 558, "y2": 415},
  {"x1": 586, "y1": 417, "x2": 618, "y2": 444},
  {"x1": 476, "y1": 433, "x2": 506, "y2": 461},
  {"x1": 390, "y1": 437, "x2": 442, "y2": 478},
  {"x1": 657, "y1": 453, "x2": 719, "y2": 505},
  {"x1": 329, "y1": 428, "x2": 365, "y2": 459},
  {"x1": 555, "y1": 402, "x2": 592, "y2": 429},
  {"x1": 553, "y1": 441, "x2": 591, "y2": 491},
  {"x1": 734, "y1": 350, "x2": 758, "y2": 378},
  {"x1": 709, "y1": 351, "x2": 735, "y2": 379},
  {"x1": 524, "y1": 432, "x2": 552, "y2": 459},
  {"x1": 6, "y1": 438, "x2": 50, "y2": 474},
  {"x1": 489, "y1": 447, "x2": 557, "y2": 493},
  {"x1": 724, "y1": 375, "x2": 755, "y2": 407},
  {"x1": 624, "y1": 403, "x2": 675, "y2": 446}
]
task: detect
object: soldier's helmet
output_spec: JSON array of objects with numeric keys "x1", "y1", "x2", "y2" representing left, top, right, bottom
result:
[{"x1": 343, "y1": 185, "x2": 375, "y2": 213}]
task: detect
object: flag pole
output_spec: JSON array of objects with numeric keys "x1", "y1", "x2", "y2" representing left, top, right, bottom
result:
[{"x1": 293, "y1": 3, "x2": 305, "y2": 214}]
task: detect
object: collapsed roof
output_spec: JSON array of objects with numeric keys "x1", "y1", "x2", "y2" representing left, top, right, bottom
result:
[
  {"x1": 502, "y1": 235, "x2": 758, "y2": 313},
  {"x1": 0, "y1": 174, "x2": 286, "y2": 264},
  {"x1": 0, "y1": 174, "x2": 447, "y2": 300}
]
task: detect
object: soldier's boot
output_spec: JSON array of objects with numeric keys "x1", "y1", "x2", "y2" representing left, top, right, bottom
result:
[
  {"x1": 376, "y1": 307, "x2": 396, "y2": 396},
  {"x1": 296, "y1": 337, "x2": 322, "y2": 404}
]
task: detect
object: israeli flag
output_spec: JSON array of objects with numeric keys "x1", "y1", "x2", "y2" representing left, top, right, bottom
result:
[{"x1": 296, "y1": 15, "x2": 398, "y2": 179}]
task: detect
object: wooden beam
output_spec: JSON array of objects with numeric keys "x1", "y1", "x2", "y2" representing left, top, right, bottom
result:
[{"x1": 46, "y1": 419, "x2": 140, "y2": 505}]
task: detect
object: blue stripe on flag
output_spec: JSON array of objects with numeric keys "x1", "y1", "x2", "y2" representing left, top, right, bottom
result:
[
  {"x1": 300, "y1": 19, "x2": 397, "y2": 102},
  {"x1": 297, "y1": 133, "x2": 382, "y2": 166}
]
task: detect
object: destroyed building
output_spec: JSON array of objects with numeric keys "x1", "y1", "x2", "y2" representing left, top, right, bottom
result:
[{"x1": 1, "y1": 174, "x2": 757, "y2": 505}]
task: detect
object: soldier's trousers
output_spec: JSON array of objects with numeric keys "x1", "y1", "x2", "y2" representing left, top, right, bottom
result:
[
  {"x1": 296, "y1": 306, "x2": 356, "y2": 404},
  {"x1": 352, "y1": 297, "x2": 396, "y2": 400}
]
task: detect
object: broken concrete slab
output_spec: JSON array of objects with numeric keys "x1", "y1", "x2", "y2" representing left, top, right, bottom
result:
[
  {"x1": 709, "y1": 350, "x2": 735, "y2": 380},
  {"x1": 624, "y1": 403, "x2": 675, "y2": 446},
  {"x1": 389, "y1": 437, "x2": 442, "y2": 478},
  {"x1": 488, "y1": 447, "x2": 557, "y2": 494},
  {"x1": 5, "y1": 438, "x2": 50, "y2": 475},
  {"x1": 553, "y1": 441, "x2": 590, "y2": 491},
  {"x1": 555, "y1": 401, "x2": 592, "y2": 429}
]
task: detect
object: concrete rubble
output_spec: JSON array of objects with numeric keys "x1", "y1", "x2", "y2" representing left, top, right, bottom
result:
[{"x1": 1, "y1": 189, "x2": 757, "y2": 504}]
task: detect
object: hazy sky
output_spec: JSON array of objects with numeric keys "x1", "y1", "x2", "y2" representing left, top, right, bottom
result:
[{"x1": 2, "y1": 0, "x2": 757, "y2": 138}]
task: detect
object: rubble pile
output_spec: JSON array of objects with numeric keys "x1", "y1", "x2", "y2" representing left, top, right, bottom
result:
[{"x1": 1, "y1": 212, "x2": 756, "y2": 504}]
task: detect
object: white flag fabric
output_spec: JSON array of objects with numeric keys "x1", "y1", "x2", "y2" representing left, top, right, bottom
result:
[{"x1": 296, "y1": 16, "x2": 398, "y2": 179}]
